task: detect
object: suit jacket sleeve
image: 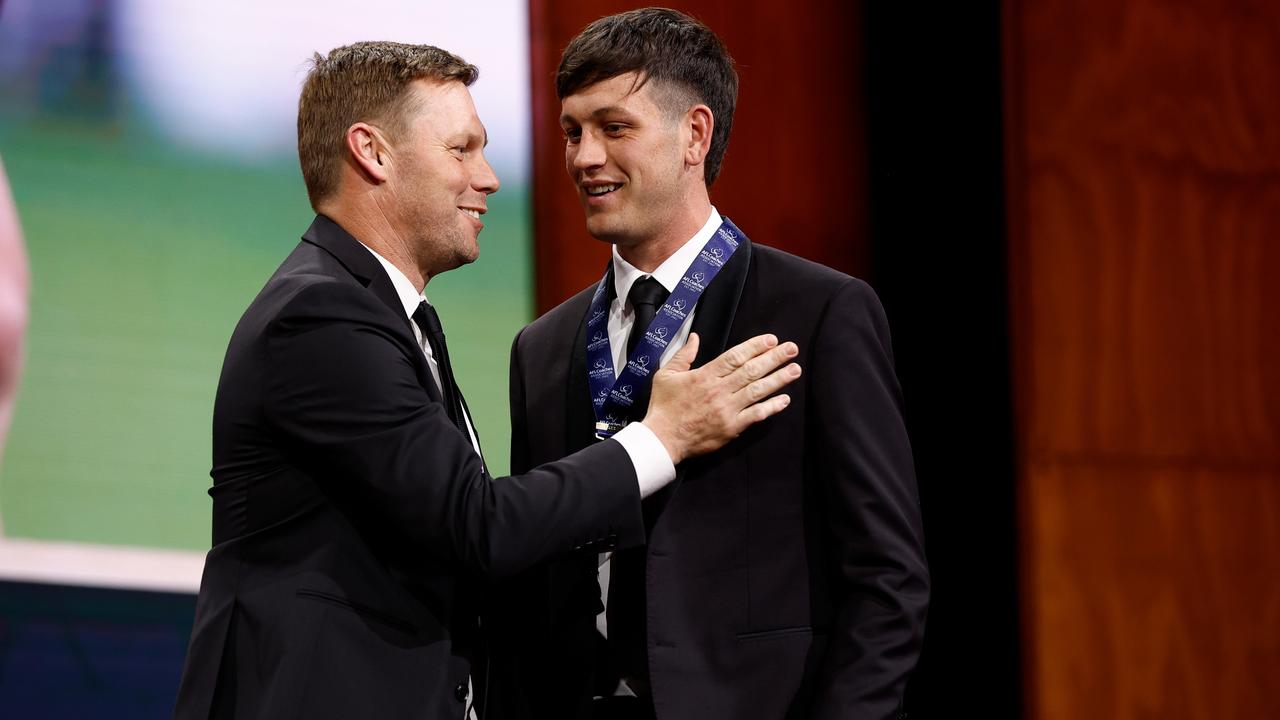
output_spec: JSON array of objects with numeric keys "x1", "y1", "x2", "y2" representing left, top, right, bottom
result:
[
  {"x1": 262, "y1": 281, "x2": 644, "y2": 580},
  {"x1": 810, "y1": 279, "x2": 929, "y2": 719}
]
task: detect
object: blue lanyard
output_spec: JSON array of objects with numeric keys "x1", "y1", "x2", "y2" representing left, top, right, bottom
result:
[{"x1": 586, "y1": 217, "x2": 746, "y2": 439}]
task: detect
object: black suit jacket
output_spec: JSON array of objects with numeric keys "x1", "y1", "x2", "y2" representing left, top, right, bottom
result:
[
  {"x1": 490, "y1": 235, "x2": 929, "y2": 719},
  {"x1": 173, "y1": 216, "x2": 646, "y2": 720}
]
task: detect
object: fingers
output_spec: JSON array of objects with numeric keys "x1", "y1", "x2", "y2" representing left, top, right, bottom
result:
[
  {"x1": 720, "y1": 348, "x2": 801, "y2": 439},
  {"x1": 738, "y1": 361, "x2": 802, "y2": 403},
  {"x1": 710, "y1": 334, "x2": 778, "y2": 377},
  {"x1": 727, "y1": 340, "x2": 799, "y2": 391},
  {"x1": 655, "y1": 333, "x2": 798, "y2": 459},
  {"x1": 665, "y1": 332, "x2": 699, "y2": 373},
  {"x1": 738, "y1": 392, "x2": 791, "y2": 425}
]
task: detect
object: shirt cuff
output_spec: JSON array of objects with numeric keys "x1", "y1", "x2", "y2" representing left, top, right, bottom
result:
[{"x1": 613, "y1": 422, "x2": 676, "y2": 499}]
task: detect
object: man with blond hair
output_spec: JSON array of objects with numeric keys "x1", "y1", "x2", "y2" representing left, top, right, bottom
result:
[{"x1": 172, "y1": 41, "x2": 799, "y2": 720}]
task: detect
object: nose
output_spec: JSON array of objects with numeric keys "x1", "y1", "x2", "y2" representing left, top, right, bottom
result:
[
  {"x1": 569, "y1": 130, "x2": 605, "y2": 173},
  {"x1": 472, "y1": 152, "x2": 500, "y2": 195}
]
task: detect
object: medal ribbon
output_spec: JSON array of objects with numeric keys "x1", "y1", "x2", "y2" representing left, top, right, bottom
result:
[{"x1": 585, "y1": 218, "x2": 746, "y2": 439}]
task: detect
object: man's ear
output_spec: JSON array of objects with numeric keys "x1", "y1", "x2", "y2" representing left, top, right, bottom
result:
[
  {"x1": 685, "y1": 104, "x2": 714, "y2": 169},
  {"x1": 345, "y1": 122, "x2": 390, "y2": 184}
]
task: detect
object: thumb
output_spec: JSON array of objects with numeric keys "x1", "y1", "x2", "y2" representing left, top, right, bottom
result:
[{"x1": 664, "y1": 332, "x2": 699, "y2": 373}]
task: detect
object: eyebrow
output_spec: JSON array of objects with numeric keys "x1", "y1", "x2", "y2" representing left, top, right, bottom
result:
[
  {"x1": 560, "y1": 105, "x2": 635, "y2": 125},
  {"x1": 444, "y1": 130, "x2": 488, "y2": 150}
]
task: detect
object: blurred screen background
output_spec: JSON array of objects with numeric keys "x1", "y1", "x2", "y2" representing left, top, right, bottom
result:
[{"x1": 0, "y1": 0, "x2": 533, "y2": 557}]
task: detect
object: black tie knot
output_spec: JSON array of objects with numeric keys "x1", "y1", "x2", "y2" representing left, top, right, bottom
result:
[
  {"x1": 626, "y1": 276, "x2": 669, "y2": 356},
  {"x1": 413, "y1": 300, "x2": 444, "y2": 338},
  {"x1": 627, "y1": 276, "x2": 669, "y2": 316}
]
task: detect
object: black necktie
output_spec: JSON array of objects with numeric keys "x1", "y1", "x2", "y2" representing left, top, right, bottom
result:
[
  {"x1": 626, "y1": 276, "x2": 670, "y2": 358},
  {"x1": 411, "y1": 300, "x2": 470, "y2": 440},
  {"x1": 607, "y1": 276, "x2": 670, "y2": 696},
  {"x1": 623, "y1": 276, "x2": 670, "y2": 418}
]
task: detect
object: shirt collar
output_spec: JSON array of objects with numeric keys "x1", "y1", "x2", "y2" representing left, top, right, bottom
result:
[
  {"x1": 359, "y1": 243, "x2": 426, "y2": 319},
  {"x1": 612, "y1": 206, "x2": 722, "y2": 303}
]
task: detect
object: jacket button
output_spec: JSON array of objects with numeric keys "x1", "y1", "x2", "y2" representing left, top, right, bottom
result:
[{"x1": 454, "y1": 682, "x2": 468, "y2": 703}]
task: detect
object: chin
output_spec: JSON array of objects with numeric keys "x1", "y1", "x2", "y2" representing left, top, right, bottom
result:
[
  {"x1": 459, "y1": 243, "x2": 480, "y2": 266},
  {"x1": 584, "y1": 215, "x2": 630, "y2": 245},
  {"x1": 452, "y1": 248, "x2": 479, "y2": 267},
  {"x1": 434, "y1": 244, "x2": 479, "y2": 275}
]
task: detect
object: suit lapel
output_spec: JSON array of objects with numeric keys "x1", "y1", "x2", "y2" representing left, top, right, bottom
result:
[
  {"x1": 301, "y1": 215, "x2": 444, "y2": 407},
  {"x1": 301, "y1": 215, "x2": 407, "y2": 326},
  {"x1": 689, "y1": 226, "x2": 753, "y2": 368}
]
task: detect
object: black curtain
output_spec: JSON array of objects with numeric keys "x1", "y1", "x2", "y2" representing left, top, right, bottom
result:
[{"x1": 861, "y1": 3, "x2": 1022, "y2": 717}]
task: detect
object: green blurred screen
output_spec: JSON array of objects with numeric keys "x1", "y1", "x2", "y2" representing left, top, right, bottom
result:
[{"x1": 0, "y1": 1, "x2": 532, "y2": 553}]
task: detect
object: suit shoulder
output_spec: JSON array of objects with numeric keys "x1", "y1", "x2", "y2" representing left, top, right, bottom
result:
[
  {"x1": 233, "y1": 250, "x2": 393, "y2": 349},
  {"x1": 246, "y1": 271, "x2": 373, "y2": 326},
  {"x1": 751, "y1": 242, "x2": 878, "y2": 303},
  {"x1": 278, "y1": 273, "x2": 383, "y2": 317}
]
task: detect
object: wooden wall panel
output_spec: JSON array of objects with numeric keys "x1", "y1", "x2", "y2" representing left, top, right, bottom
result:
[
  {"x1": 1006, "y1": 1, "x2": 1280, "y2": 717},
  {"x1": 1029, "y1": 465, "x2": 1279, "y2": 717},
  {"x1": 529, "y1": 0, "x2": 866, "y2": 312}
]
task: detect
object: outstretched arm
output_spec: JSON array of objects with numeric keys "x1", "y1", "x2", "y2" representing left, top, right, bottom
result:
[{"x1": 264, "y1": 283, "x2": 801, "y2": 581}]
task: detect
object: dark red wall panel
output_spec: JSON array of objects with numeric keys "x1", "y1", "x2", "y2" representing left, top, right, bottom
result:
[
  {"x1": 529, "y1": 0, "x2": 867, "y2": 312},
  {"x1": 1005, "y1": 1, "x2": 1280, "y2": 717}
]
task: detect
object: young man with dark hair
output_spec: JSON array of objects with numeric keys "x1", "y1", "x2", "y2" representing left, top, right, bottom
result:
[
  {"x1": 172, "y1": 40, "x2": 800, "y2": 720},
  {"x1": 493, "y1": 9, "x2": 929, "y2": 720}
]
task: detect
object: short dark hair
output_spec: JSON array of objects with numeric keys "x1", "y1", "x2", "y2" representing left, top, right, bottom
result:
[
  {"x1": 557, "y1": 8, "x2": 738, "y2": 186},
  {"x1": 298, "y1": 41, "x2": 478, "y2": 210}
]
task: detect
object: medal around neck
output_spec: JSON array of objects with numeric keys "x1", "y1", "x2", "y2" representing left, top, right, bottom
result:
[{"x1": 586, "y1": 218, "x2": 747, "y2": 439}]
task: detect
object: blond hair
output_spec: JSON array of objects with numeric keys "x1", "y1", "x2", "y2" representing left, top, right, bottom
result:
[{"x1": 297, "y1": 41, "x2": 478, "y2": 209}]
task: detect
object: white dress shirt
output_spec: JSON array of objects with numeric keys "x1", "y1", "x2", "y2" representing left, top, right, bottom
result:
[{"x1": 606, "y1": 206, "x2": 723, "y2": 376}]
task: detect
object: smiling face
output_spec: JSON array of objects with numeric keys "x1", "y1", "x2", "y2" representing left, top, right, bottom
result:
[
  {"x1": 386, "y1": 79, "x2": 499, "y2": 278},
  {"x1": 560, "y1": 72, "x2": 701, "y2": 252}
]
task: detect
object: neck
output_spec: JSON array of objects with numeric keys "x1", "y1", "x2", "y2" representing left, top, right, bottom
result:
[
  {"x1": 616, "y1": 198, "x2": 712, "y2": 273},
  {"x1": 322, "y1": 197, "x2": 429, "y2": 291}
]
